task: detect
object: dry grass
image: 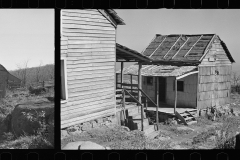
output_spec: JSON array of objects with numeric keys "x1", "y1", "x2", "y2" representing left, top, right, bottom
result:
[{"x1": 0, "y1": 87, "x2": 54, "y2": 149}]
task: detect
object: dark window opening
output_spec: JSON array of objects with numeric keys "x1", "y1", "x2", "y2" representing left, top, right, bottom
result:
[
  {"x1": 173, "y1": 80, "x2": 184, "y2": 92},
  {"x1": 147, "y1": 77, "x2": 153, "y2": 85}
]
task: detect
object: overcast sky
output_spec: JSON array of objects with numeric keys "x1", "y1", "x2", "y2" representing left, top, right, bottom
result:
[
  {"x1": 115, "y1": 9, "x2": 240, "y2": 72},
  {"x1": 0, "y1": 9, "x2": 54, "y2": 71}
]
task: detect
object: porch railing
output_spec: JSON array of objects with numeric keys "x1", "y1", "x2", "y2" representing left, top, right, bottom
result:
[{"x1": 117, "y1": 82, "x2": 159, "y2": 131}]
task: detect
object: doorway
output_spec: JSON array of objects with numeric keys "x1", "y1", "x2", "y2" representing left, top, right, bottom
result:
[{"x1": 158, "y1": 77, "x2": 166, "y2": 103}]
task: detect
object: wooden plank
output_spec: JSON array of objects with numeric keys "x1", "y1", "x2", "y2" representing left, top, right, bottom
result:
[
  {"x1": 62, "y1": 104, "x2": 114, "y2": 122},
  {"x1": 67, "y1": 35, "x2": 115, "y2": 40},
  {"x1": 67, "y1": 65, "x2": 114, "y2": 73},
  {"x1": 63, "y1": 28, "x2": 115, "y2": 35},
  {"x1": 62, "y1": 32, "x2": 116, "y2": 38},
  {"x1": 67, "y1": 40, "x2": 115, "y2": 45},
  {"x1": 68, "y1": 87, "x2": 114, "y2": 98},
  {"x1": 68, "y1": 48, "x2": 115, "y2": 53},
  {"x1": 62, "y1": 96, "x2": 114, "y2": 113},
  {"x1": 67, "y1": 68, "x2": 114, "y2": 77},
  {"x1": 67, "y1": 72, "x2": 114, "y2": 81},
  {"x1": 68, "y1": 83, "x2": 114, "y2": 94},
  {"x1": 61, "y1": 108, "x2": 115, "y2": 128},
  {"x1": 62, "y1": 19, "x2": 113, "y2": 27},
  {"x1": 62, "y1": 14, "x2": 111, "y2": 23},
  {"x1": 62, "y1": 24, "x2": 115, "y2": 31},
  {"x1": 67, "y1": 62, "x2": 115, "y2": 69},
  {"x1": 62, "y1": 11, "x2": 107, "y2": 20},
  {"x1": 67, "y1": 55, "x2": 115, "y2": 61},
  {"x1": 68, "y1": 78, "x2": 114, "y2": 89},
  {"x1": 67, "y1": 57, "x2": 115, "y2": 64},
  {"x1": 62, "y1": 9, "x2": 102, "y2": 15},
  {"x1": 67, "y1": 44, "x2": 115, "y2": 49}
]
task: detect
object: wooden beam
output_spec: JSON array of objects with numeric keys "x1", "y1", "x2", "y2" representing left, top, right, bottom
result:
[
  {"x1": 174, "y1": 78, "x2": 177, "y2": 114},
  {"x1": 184, "y1": 35, "x2": 203, "y2": 57},
  {"x1": 163, "y1": 35, "x2": 182, "y2": 59},
  {"x1": 176, "y1": 71, "x2": 199, "y2": 80},
  {"x1": 171, "y1": 37, "x2": 190, "y2": 59},
  {"x1": 199, "y1": 34, "x2": 216, "y2": 61},
  {"x1": 149, "y1": 36, "x2": 167, "y2": 58},
  {"x1": 121, "y1": 62, "x2": 124, "y2": 89},
  {"x1": 141, "y1": 35, "x2": 157, "y2": 54},
  {"x1": 138, "y1": 62, "x2": 143, "y2": 131}
]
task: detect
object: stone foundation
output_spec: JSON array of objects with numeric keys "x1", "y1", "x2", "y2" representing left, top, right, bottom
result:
[{"x1": 61, "y1": 114, "x2": 118, "y2": 139}]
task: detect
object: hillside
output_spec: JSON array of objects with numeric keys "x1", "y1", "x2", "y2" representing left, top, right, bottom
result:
[{"x1": 9, "y1": 64, "x2": 54, "y2": 87}]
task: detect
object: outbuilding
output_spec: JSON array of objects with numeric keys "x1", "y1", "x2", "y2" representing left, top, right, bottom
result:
[{"x1": 121, "y1": 34, "x2": 235, "y2": 111}]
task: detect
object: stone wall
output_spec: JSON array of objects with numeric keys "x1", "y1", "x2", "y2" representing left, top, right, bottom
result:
[{"x1": 61, "y1": 114, "x2": 118, "y2": 139}]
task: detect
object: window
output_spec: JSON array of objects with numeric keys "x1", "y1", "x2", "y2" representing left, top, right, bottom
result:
[
  {"x1": 173, "y1": 80, "x2": 184, "y2": 92},
  {"x1": 147, "y1": 77, "x2": 153, "y2": 85},
  {"x1": 61, "y1": 57, "x2": 68, "y2": 102}
]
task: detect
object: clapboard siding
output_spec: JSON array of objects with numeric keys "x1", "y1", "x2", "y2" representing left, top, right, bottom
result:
[
  {"x1": 61, "y1": 9, "x2": 116, "y2": 129},
  {"x1": 197, "y1": 36, "x2": 232, "y2": 109}
]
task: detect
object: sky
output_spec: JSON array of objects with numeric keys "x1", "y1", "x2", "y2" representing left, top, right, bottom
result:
[
  {"x1": 0, "y1": 9, "x2": 54, "y2": 71},
  {"x1": 115, "y1": 9, "x2": 240, "y2": 72}
]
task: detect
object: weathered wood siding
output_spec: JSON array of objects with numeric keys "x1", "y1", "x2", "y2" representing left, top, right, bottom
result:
[
  {"x1": 166, "y1": 74, "x2": 198, "y2": 108},
  {"x1": 198, "y1": 36, "x2": 232, "y2": 109},
  {"x1": 142, "y1": 76, "x2": 156, "y2": 102},
  {"x1": 61, "y1": 9, "x2": 116, "y2": 129},
  {"x1": 0, "y1": 71, "x2": 8, "y2": 98}
]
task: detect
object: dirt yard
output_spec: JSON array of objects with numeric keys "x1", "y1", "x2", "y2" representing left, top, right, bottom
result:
[
  {"x1": 0, "y1": 87, "x2": 54, "y2": 149},
  {"x1": 61, "y1": 93, "x2": 240, "y2": 150}
]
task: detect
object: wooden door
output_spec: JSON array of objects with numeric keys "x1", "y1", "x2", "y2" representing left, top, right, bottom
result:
[{"x1": 158, "y1": 77, "x2": 166, "y2": 102}]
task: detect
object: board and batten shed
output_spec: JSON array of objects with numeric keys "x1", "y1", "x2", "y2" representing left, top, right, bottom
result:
[
  {"x1": 121, "y1": 34, "x2": 235, "y2": 110},
  {"x1": 60, "y1": 9, "x2": 125, "y2": 129}
]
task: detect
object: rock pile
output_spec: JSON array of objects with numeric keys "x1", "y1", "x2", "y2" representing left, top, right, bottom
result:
[{"x1": 0, "y1": 100, "x2": 54, "y2": 146}]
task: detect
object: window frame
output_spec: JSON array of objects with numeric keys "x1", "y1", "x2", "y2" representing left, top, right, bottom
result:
[
  {"x1": 173, "y1": 80, "x2": 184, "y2": 92},
  {"x1": 146, "y1": 77, "x2": 153, "y2": 86},
  {"x1": 61, "y1": 57, "x2": 68, "y2": 103}
]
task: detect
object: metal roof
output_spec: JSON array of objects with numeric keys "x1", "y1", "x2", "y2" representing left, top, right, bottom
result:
[
  {"x1": 117, "y1": 64, "x2": 198, "y2": 77},
  {"x1": 142, "y1": 34, "x2": 235, "y2": 63}
]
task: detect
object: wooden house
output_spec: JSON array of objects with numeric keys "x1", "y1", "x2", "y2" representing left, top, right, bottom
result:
[
  {"x1": 120, "y1": 34, "x2": 235, "y2": 112},
  {"x1": 0, "y1": 64, "x2": 21, "y2": 98},
  {"x1": 60, "y1": 9, "x2": 127, "y2": 129}
]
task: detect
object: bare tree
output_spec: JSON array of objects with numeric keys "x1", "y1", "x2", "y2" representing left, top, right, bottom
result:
[
  {"x1": 231, "y1": 71, "x2": 240, "y2": 86},
  {"x1": 16, "y1": 60, "x2": 29, "y2": 87},
  {"x1": 35, "y1": 61, "x2": 42, "y2": 83}
]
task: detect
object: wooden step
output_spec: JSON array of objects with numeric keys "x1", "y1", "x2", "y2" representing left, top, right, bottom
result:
[
  {"x1": 175, "y1": 111, "x2": 197, "y2": 125},
  {"x1": 127, "y1": 118, "x2": 149, "y2": 130}
]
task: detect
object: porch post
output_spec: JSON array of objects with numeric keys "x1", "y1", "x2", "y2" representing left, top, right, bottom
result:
[
  {"x1": 130, "y1": 75, "x2": 133, "y2": 93},
  {"x1": 121, "y1": 62, "x2": 124, "y2": 88},
  {"x1": 138, "y1": 62, "x2": 143, "y2": 131},
  {"x1": 156, "y1": 77, "x2": 159, "y2": 130},
  {"x1": 174, "y1": 78, "x2": 177, "y2": 114}
]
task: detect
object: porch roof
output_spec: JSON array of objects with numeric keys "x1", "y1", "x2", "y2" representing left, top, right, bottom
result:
[
  {"x1": 117, "y1": 64, "x2": 198, "y2": 78},
  {"x1": 116, "y1": 43, "x2": 152, "y2": 62}
]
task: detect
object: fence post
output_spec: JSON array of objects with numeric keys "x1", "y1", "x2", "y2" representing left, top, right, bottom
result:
[{"x1": 42, "y1": 81, "x2": 45, "y2": 88}]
